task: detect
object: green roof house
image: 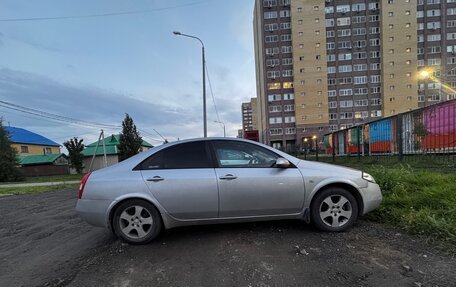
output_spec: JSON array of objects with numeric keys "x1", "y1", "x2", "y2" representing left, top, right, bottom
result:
[
  {"x1": 18, "y1": 153, "x2": 69, "y2": 177},
  {"x1": 82, "y1": 134, "x2": 153, "y2": 171}
]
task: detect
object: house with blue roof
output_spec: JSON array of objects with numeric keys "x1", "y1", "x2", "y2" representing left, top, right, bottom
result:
[{"x1": 6, "y1": 126, "x2": 61, "y2": 156}]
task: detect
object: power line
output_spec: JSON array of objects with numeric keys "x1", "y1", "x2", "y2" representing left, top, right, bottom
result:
[
  {"x1": 204, "y1": 63, "x2": 222, "y2": 125},
  {"x1": 0, "y1": 0, "x2": 211, "y2": 22}
]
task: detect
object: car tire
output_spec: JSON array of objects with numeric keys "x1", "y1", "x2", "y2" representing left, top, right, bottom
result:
[
  {"x1": 310, "y1": 187, "x2": 358, "y2": 232},
  {"x1": 112, "y1": 199, "x2": 162, "y2": 244}
]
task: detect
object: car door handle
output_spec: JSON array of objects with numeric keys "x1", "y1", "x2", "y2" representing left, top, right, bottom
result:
[
  {"x1": 147, "y1": 176, "x2": 164, "y2": 182},
  {"x1": 219, "y1": 174, "x2": 237, "y2": 180}
]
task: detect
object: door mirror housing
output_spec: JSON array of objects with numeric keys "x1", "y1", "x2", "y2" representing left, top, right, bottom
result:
[{"x1": 275, "y1": 157, "x2": 290, "y2": 168}]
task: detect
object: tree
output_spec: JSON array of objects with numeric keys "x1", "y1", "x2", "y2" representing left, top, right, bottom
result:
[
  {"x1": 0, "y1": 120, "x2": 24, "y2": 182},
  {"x1": 118, "y1": 113, "x2": 143, "y2": 161},
  {"x1": 64, "y1": 137, "x2": 85, "y2": 174}
]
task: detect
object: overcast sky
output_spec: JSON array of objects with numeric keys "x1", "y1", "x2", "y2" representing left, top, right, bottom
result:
[{"x1": 0, "y1": 0, "x2": 256, "y2": 146}]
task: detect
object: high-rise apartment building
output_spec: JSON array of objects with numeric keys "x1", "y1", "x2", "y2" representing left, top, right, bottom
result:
[{"x1": 254, "y1": 0, "x2": 456, "y2": 150}]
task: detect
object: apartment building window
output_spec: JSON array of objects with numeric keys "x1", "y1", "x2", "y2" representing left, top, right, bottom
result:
[
  {"x1": 300, "y1": 80, "x2": 305, "y2": 85},
  {"x1": 327, "y1": 42, "x2": 335, "y2": 50},
  {"x1": 299, "y1": 56, "x2": 304, "y2": 61},
  {"x1": 268, "y1": 94, "x2": 281, "y2": 101},
  {"x1": 338, "y1": 41, "x2": 352, "y2": 49},
  {"x1": 269, "y1": 128, "x2": 283, "y2": 135},
  {"x1": 280, "y1": 22, "x2": 291, "y2": 29},
  {"x1": 339, "y1": 77, "x2": 352, "y2": 84},
  {"x1": 418, "y1": 35, "x2": 424, "y2": 42},
  {"x1": 297, "y1": 7, "x2": 302, "y2": 13},
  {"x1": 281, "y1": 46, "x2": 292, "y2": 53},
  {"x1": 406, "y1": 10, "x2": 411, "y2": 15},
  {"x1": 327, "y1": 54, "x2": 336, "y2": 61},
  {"x1": 448, "y1": 8, "x2": 456, "y2": 15},
  {"x1": 427, "y1": 22, "x2": 441, "y2": 30},
  {"x1": 339, "y1": 89, "x2": 353, "y2": 96},
  {"x1": 285, "y1": 127, "x2": 296, "y2": 135},
  {"x1": 264, "y1": 11, "x2": 278, "y2": 19},
  {"x1": 418, "y1": 23, "x2": 424, "y2": 30},
  {"x1": 427, "y1": 0, "x2": 440, "y2": 4},
  {"x1": 371, "y1": 111, "x2": 382, "y2": 118},
  {"x1": 371, "y1": 99, "x2": 381, "y2": 105},
  {"x1": 282, "y1": 70, "x2": 293, "y2": 77},
  {"x1": 283, "y1": 93, "x2": 294, "y2": 99},
  {"x1": 267, "y1": 71, "x2": 281, "y2": 78},
  {"x1": 313, "y1": 6, "x2": 319, "y2": 11},
  {"x1": 326, "y1": 30, "x2": 335, "y2": 38},
  {"x1": 354, "y1": 76, "x2": 368, "y2": 84},
  {"x1": 267, "y1": 83, "x2": 281, "y2": 90},
  {"x1": 269, "y1": 117, "x2": 282, "y2": 124},
  {"x1": 328, "y1": 101, "x2": 337, "y2": 108},
  {"x1": 340, "y1": 101, "x2": 353, "y2": 108},
  {"x1": 369, "y1": 15, "x2": 379, "y2": 22},
  {"x1": 370, "y1": 39, "x2": 380, "y2": 46},
  {"x1": 448, "y1": 20, "x2": 456, "y2": 28},
  {"x1": 352, "y1": 16, "x2": 366, "y2": 23},
  {"x1": 429, "y1": 94, "x2": 441, "y2": 102},
  {"x1": 353, "y1": 40, "x2": 366, "y2": 48},
  {"x1": 326, "y1": 19, "x2": 334, "y2": 27},
  {"x1": 417, "y1": 11, "x2": 424, "y2": 18},
  {"x1": 284, "y1": 116, "x2": 295, "y2": 123},
  {"x1": 353, "y1": 64, "x2": 367, "y2": 71},
  {"x1": 428, "y1": 58, "x2": 441, "y2": 65},
  {"x1": 353, "y1": 52, "x2": 367, "y2": 59},
  {"x1": 427, "y1": 10, "x2": 441, "y2": 17},
  {"x1": 389, "y1": 24, "x2": 394, "y2": 29},
  {"x1": 405, "y1": 23, "x2": 411, "y2": 28},
  {"x1": 279, "y1": 10, "x2": 290, "y2": 17},
  {"x1": 282, "y1": 58, "x2": 293, "y2": 65},
  {"x1": 354, "y1": 88, "x2": 368, "y2": 95},
  {"x1": 418, "y1": 59, "x2": 425, "y2": 66},
  {"x1": 428, "y1": 34, "x2": 441, "y2": 41},
  {"x1": 284, "y1": 104, "x2": 295, "y2": 112},
  {"x1": 339, "y1": 65, "x2": 352, "y2": 73},
  {"x1": 315, "y1": 30, "x2": 320, "y2": 35},
  {"x1": 418, "y1": 95, "x2": 425, "y2": 102},
  {"x1": 371, "y1": 86, "x2": 381, "y2": 93},
  {"x1": 265, "y1": 23, "x2": 278, "y2": 31},
  {"x1": 329, "y1": 113, "x2": 337, "y2": 120},
  {"x1": 336, "y1": 5, "x2": 350, "y2": 13},
  {"x1": 370, "y1": 51, "x2": 381, "y2": 58},
  {"x1": 328, "y1": 90, "x2": 336, "y2": 97},
  {"x1": 266, "y1": 47, "x2": 279, "y2": 55},
  {"x1": 281, "y1": 34, "x2": 292, "y2": 42},
  {"x1": 328, "y1": 78, "x2": 336, "y2": 85},
  {"x1": 263, "y1": 0, "x2": 277, "y2": 7},
  {"x1": 337, "y1": 29, "x2": 351, "y2": 37},
  {"x1": 388, "y1": 12, "x2": 394, "y2": 17},
  {"x1": 371, "y1": 75, "x2": 381, "y2": 83},
  {"x1": 428, "y1": 46, "x2": 441, "y2": 53},
  {"x1": 355, "y1": 111, "x2": 369, "y2": 119},
  {"x1": 353, "y1": 28, "x2": 366, "y2": 36},
  {"x1": 337, "y1": 17, "x2": 351, "y2": 26},
  {"x1": 266, "y1": 59, "x2": 279, "y2": 67},
  {"x1": 269, "y1": 106, "x2": 282, "y2": 113},
  {"x1": 418, "y1": 47, "x2": 424, "y2": 54},
  {"x1": 338, "y1": 53, "x2": 352, "y2": 61},
  {"x1": 369, "y1": 27, "x2": 380, "y2": 34},
  {"x1": 447, "y1": 33, "x2": 456, "y2": 40},
  {"x1": 265, "y1": 35, "x2": 279, "y2": 43},
  {"x1": 406, "y1": 48, "x2": 412, "y2": 53},
  {"x1": 279, "y1": 0, "x2": 290, "y2": 5},
  {"x1": 328, "y1": 66, "x2": 336, "y2": 74},
  {"x1": 340, "y1": 112, "x2": 353, "y2": 120},
  {"x1": 368, "y1": 2, "x2": 379, "y2": 10},
  {"x1": 352, "y1": 3, "x2": 366, "y2": 11},
  {"x1": 325, "y1": 6, "x2": 334, "y2": 14}
]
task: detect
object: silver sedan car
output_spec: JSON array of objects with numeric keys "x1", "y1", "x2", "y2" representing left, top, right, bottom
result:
[{"x1": 76, "y1": 138, "x2": 382, "y2": 244}]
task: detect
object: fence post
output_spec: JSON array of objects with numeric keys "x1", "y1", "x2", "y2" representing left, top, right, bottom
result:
[
  {"x1": 357, "y1": 125, "x2": 361, "y2": 162},
  {"x1": 397, "y1": 114, "x2": 403, "y2": 161},
  {"x1": 316, "y1": 138, "x2": 319, "y2": 161},
  {"x1": 332, "y1": 132, "x2": 336, "y2": 163}
]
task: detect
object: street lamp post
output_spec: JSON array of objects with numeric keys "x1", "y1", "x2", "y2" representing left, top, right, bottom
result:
[
  {"x1": 173, "y1": 31, "x2": 207, "y2": 137},
  {"x1": 214, "y1": 121, "x2": 226, "y2": 137}
]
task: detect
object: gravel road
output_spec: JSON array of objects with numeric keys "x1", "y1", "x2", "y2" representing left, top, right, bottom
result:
[{"x1": 0, "y1": 188, "x2": 454, "y2": 287}]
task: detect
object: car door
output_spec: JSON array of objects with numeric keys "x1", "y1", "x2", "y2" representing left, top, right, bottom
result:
[
  {"x1": 138, "y1": 141, "x2": 218, "y2": 220},
  {"x1": 211, "y1": 140, "x2": 305, "y2": 218}
]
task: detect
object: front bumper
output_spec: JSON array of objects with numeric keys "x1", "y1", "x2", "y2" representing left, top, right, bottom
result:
[
  {"x1": 359, "y1": 182, "x2": 383, "y2": 215},
  {"x1": 76, "y1": 199, "x2": 112, "y2": 228}
]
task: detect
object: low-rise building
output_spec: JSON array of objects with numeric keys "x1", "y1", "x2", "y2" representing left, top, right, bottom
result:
[{"x1": 6, "y1": 126, "x2": 61, "y2": 155}]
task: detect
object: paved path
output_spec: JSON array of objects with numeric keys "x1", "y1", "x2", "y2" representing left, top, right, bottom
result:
[{"x1": 0, "y1": 180, "x2": 80, "y2": 188}]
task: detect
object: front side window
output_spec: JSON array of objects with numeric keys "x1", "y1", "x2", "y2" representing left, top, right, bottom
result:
[
  {"x1": 212, "y1": 141, "x2": 279, "y2": 168},
  {"x1": 137, "y1": 141, "x2": 212, "y2": 170}
]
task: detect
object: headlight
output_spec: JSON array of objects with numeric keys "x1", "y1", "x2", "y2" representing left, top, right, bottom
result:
[{"x1": 362, "y1": 172, "x2": 376, "y2": 183}]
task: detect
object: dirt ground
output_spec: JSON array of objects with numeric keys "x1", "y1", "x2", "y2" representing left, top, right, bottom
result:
[{"x1": 0, "y1": 188, "x2": 454, "y2": 287}]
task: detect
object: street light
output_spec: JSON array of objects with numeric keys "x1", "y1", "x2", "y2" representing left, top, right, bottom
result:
[
  {"x1": 214, "y1": 120, "x2": 226, "y2": 137},
  {"x1": 173, "y1": 31, "x2": 207, "y2": 137}
]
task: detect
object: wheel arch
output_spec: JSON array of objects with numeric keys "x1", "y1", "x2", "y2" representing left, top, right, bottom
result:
[{"x1": 309, "y1": 182, "x2": 364, "y2": 216}]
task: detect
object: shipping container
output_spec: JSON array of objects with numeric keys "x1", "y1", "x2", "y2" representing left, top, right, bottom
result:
[{"x1": 423, "y1": 100, "x2": 456, "y2": 150}]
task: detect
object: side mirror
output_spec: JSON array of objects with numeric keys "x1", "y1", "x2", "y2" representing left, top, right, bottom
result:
[{"x1": 275, "y1": 157, "x2": 290, "y2": 168}]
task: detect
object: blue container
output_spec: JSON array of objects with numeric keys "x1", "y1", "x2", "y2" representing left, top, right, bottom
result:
[{"x1": 369, "y1": 119, "x2": 393, "y2": 143}]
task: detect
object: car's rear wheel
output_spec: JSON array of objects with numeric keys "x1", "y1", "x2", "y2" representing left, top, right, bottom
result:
[
  {"x1": 112, "y1": 199, "x2": 162, "y2": 244},
  {"x1": 311, "y1": 188, "x2": 358, "y2": 232}
]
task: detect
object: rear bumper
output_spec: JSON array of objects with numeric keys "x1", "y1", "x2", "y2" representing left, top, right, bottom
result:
[
  {"x1": 76, "y1": 199, "x2": 111, "y2": 228},
  {"x1": 360, "y1": 182, "x2": 383, "y2": 215}
]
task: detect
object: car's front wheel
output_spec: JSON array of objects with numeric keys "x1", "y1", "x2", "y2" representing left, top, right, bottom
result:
[
  {"x1": 112, "y1": 199, "x2": 162, "y2": 244},
  {"x1": 311, "y1": 188, "x2": 358, "y2": 232}
]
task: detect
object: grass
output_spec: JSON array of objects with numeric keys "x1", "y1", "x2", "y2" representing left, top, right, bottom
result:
[
  {"x1": 306, "y1": 157, "x2": 456, "y2": 250},
  {"x1": 0, "y1": 174, "x2": 84, "y2": 185},
  {"x1": 0, "y1": 184, "x2": 79, "y2": 196}
]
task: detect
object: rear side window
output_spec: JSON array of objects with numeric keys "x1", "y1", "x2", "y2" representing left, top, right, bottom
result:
[{"x1": 137, "y1": 141, "x2": 213, "y2": 169}]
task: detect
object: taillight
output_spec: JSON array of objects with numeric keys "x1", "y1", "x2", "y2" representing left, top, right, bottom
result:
[{"x1": 79, "y1": 172, "x2": 92, "y2": 199}]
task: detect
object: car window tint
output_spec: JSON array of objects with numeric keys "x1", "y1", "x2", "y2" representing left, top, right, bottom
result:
[
  {"x1": 212, "y1": 141, "x2": 279, "y2": 168},
  {"x1": 139, "y1": 141, "x2": 212, "y2": 170}
]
